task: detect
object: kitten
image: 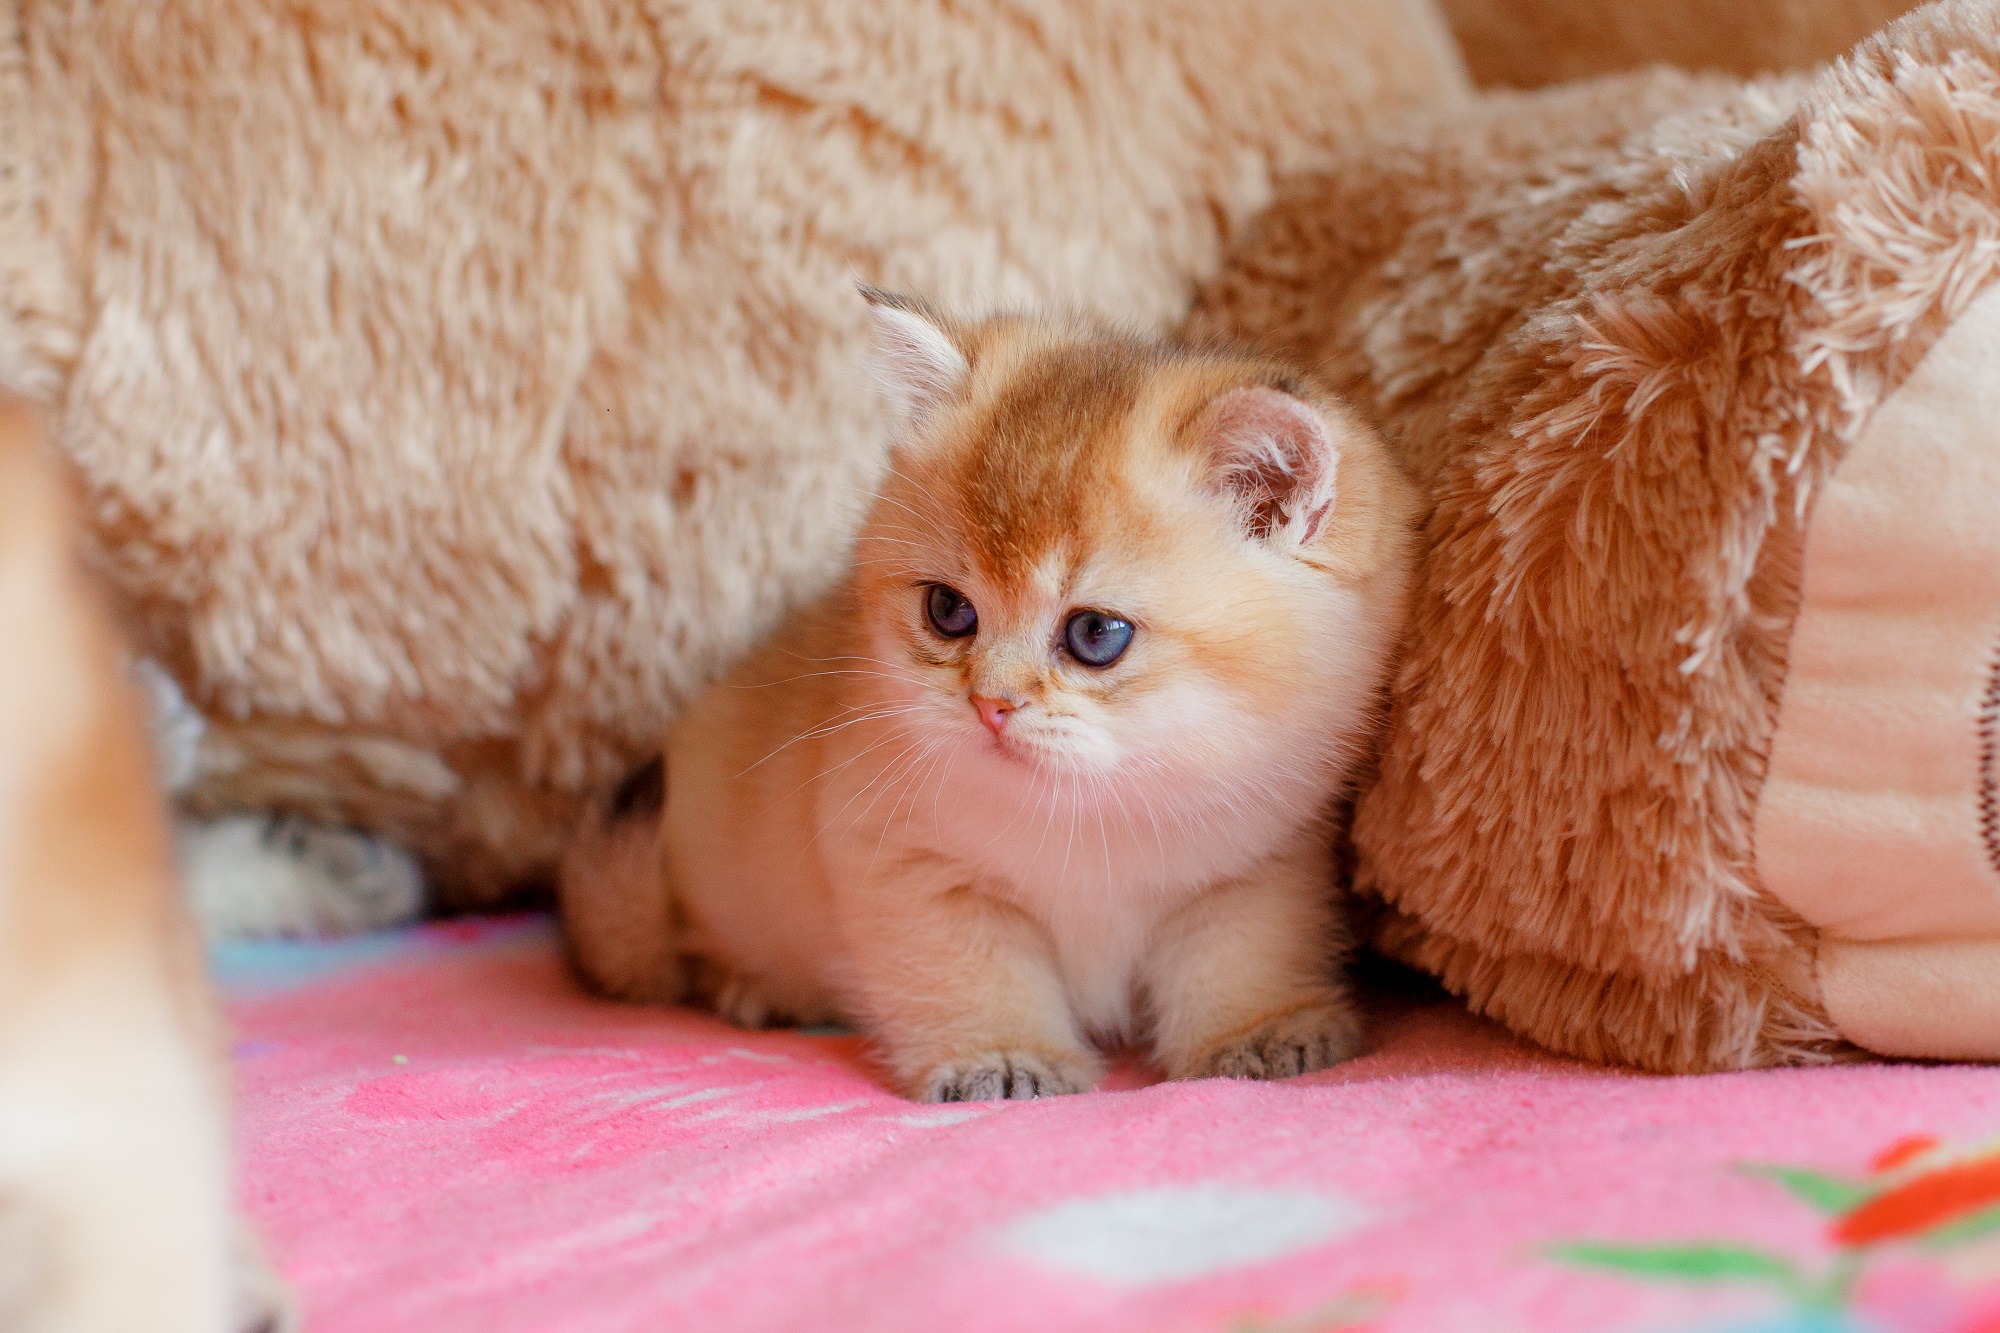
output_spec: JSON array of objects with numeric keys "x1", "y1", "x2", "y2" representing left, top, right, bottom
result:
[{"x1": 562, "y1": 291, "x2": 1416, "y2": 1101}]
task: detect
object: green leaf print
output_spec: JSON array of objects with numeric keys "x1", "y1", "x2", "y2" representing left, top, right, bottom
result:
[
  {"x1": 1919, "y1": 1201, "x2": 2000, "y2": 1251},
  {"x1": 1547, "y1": 1242, "x2": 1800, "y2": 1287},
  {"x1": 1738, "y1": 1165, "x2": 1874, "y2": 1215}
]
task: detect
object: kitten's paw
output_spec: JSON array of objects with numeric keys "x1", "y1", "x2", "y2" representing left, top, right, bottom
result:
[
  {"x1": 919, "y1": 1049, "x2": 1098, "y2": 1103},
  {"x1": 711, "y1": 972, "x2": 784, "y2": 1030},
  {"x1": 1183, "y1": 1002, "x2": 1362, "y2": 1082},
  {"x1": 685, "y1": 959, "x2": 841, "y2": 1030},
  {"x1": 181, "y1": 813, "x2": 426, "y2": 941}
]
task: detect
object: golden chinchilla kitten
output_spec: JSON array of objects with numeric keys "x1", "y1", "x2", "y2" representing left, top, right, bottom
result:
[{"x1": 561, "y1": 291, "x2": 1416, "y2": 1102}]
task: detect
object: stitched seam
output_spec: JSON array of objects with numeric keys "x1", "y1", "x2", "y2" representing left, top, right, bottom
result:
[{"x1": 1981, "y1": 627, "x2": 2000, "y2": 880}]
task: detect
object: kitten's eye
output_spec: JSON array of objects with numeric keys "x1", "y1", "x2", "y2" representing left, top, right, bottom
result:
[
  {"x1": 925, "y1": 584, "x2": 978, "y2": 638},
  {"x1": 1063, "y1": 610, "x2": 1134, "y2": 668}
]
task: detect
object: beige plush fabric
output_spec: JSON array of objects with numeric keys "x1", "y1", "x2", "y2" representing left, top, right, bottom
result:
[
  {"x1": 1444, "y1": 0, "x2": 1920, "y2": 88},
  {"x1": 0, "y1": 0, "x2": 1468, "y2": 905},
  {"x1": 1755, "y1": 269, "x2": 2000, "y2": 1060},
  {"x1": 1817, "y1": 938, "x2": 2000, "y2": 1060},
  {"x1": 1758, "y1": 284, "x2": 2000, "y2": 947},
  {"x1": 1189, "y1": 0, "x2": 2000, "y2": 1072}
]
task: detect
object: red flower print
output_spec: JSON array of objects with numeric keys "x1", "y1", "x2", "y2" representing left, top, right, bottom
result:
[
  {"x1": 1871, "y1": 1135, "x2": 1943, "y2": 1174},
  {"x1": 1833, "y1": 1151, "x2": 2000, "y2": 1246}
]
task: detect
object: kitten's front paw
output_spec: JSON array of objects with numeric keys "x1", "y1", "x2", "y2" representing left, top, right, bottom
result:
[
  {"x1": 710, "y1": 970, "x2": 784, "y2": 1030},
  {"x1": 1183, "y1": 1002, "x2": 1362, "y2": 1082},
  {"x1": 919, "y1": 1048, "x2": 1098, "y2": 1103},
  {"x1": 688, "y1": 960, "x2": 838, "y2": 1030}
]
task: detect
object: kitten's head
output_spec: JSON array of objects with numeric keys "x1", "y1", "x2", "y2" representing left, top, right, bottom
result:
[{"x1": 852, "y1": 290, "x2": 1413, "y2": 799}]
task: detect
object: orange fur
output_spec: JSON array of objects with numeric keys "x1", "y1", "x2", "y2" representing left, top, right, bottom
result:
[{"x1": 564, "y1": 304, "x2": 1416, "y2": 1101}]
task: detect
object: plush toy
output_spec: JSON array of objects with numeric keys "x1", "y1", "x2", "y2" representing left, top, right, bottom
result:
[
  {"x1": 0, "y1": 0, "x2": 1948, "y2": 935},
  {"x1": 0, "y1": 0, "x2": 1466, "y2": 910},
  {"x1": 1189, "y1": 0, "x2": 2000, "y2": 1072}
]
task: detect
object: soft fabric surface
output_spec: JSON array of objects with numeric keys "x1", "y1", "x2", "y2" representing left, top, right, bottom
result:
[
  {"x1": 0, "y1": 0, "x2": 1466, "y2": 908},
  {"x1": 220, "y1": 918, "x2": 2000, "y2": 1332}
]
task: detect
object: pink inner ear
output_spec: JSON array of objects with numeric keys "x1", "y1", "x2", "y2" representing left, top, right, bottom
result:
[{"x1": 1201, "y1": 386, "x2": 1338, "y2": 541}]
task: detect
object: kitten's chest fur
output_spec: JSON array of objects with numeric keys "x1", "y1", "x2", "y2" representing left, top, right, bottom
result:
[{"x1": 815, "y1": 716, "x2": 1327, "y2": 1038}]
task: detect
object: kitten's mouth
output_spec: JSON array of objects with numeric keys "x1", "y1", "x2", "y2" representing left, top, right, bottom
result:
[
  {"x1": 984, "y1": 724, "x2": 1100, "y2": 775},
  {"x1": 981, "y1": 723, "x2": 1050, "y2": 767},
  {"x1": 986, "y1": 728, "x2": 1033, "y2": 761}
]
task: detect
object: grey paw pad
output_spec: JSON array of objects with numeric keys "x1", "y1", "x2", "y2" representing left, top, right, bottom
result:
[
  {"x1": 922, "y1": 1052, "x2": 1090, "y2": 1103},
  {"x1": 1200, "y1": 1010, "x2": 1362, "y2": 1082}
]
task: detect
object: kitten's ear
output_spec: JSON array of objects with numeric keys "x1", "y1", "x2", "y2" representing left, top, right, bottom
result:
[
  {"x1": 861, "y1": 286, "x2": 970, "y2": 425},
  {"x1": 1196, "y1": 385, "x2": 1340, "y2": 546}
]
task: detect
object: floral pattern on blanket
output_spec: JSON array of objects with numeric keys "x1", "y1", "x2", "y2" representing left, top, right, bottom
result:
[
  {"x1": 215, "y1": 919, "x2": 2000, "y2": 1333},
  {"x1": 1538, "y1": 1134, "x2": 2000, "y2": 1333}
]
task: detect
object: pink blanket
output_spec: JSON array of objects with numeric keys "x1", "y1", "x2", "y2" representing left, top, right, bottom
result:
[{"x1": 218, "y1": 917, "x2": 2000, "y2": 1333}]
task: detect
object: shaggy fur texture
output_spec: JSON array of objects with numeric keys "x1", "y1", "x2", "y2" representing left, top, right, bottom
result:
[
  {"x1": 1444, "y1": 0, "x2": 1920, "y2": 88},
  {"x1": 0, "y1": 0, "x2": 1467, "y2": 908},
  {"x1": 1188, "y1": 0, "x2": 2000, "y2": 1072}
]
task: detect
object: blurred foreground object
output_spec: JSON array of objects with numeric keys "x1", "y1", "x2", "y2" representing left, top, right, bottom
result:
[{"x1": 0, "y1": 398, "x2": 259, "y2": 1332}]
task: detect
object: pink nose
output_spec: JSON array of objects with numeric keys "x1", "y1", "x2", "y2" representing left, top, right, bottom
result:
[{"x1": 972, "y1": 696, "x2": 1020, "y2": 735}]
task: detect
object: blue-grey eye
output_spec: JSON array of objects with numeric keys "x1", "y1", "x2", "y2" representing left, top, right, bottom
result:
[
  {"x1": 925, "y1": 584, "x2": 977, "y2": 638},
  {"x1": 1063, "y1": 610, "x2": 1134, "y2": 667}
]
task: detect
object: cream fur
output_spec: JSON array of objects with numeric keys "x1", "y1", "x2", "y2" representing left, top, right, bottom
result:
[
  {"x1": 1189, "y1": 0, "x2": 2000, "y2": 1073},
  {"x1": 0, "y1": 0, "x2": 1467, "y2": 908}
]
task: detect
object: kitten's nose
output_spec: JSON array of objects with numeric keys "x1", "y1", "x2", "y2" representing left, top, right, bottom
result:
[{"x1": 972, "y1": 695, "x2": 1021, "y2": 735}]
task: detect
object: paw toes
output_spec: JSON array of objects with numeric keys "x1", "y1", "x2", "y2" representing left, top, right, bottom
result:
[
  {"x1": 1006, "y1": 1061, "x2": 1050, "y2": 1099},
  {"x1": 716, "y1": 985, "x2": 772, "y2": 1030},
  {"x1": 1190, "y1": 1005, "x2": 1362, "y2": 1083},
  {"x1": 966, "y1": 1068, "x2": 1007, "y2": 1101},
  {"x1": 938, "y1": 1066, "x2": 1006, "y2": 1103},
  {"x1": 701, "y1": 965, "x2": 809, "y2": 1031},
  {"x1": 920, "y1": 1050, "x2": 1092, "y2": 1103}
]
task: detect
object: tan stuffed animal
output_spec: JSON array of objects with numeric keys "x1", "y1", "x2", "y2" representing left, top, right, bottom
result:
[
  {"x1": 0, "y1": 0, "x2": 1947, "y2": 940},
  {"x1": 1190, "y1": 0, "x2": 2000, "y2": 1072},
  {"x1": 0, "y1": 0, "x2": 1467, "y2": 920}
]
